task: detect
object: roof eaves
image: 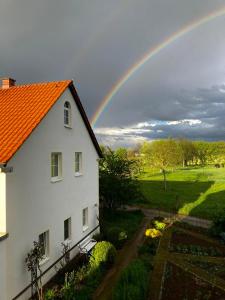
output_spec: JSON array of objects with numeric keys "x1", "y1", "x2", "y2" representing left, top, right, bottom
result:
[{"x1": 68, "y1": 82, "x2": 102, "y2": 158}]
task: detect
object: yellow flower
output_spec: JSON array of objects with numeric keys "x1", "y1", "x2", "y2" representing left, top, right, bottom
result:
[{"x1": 145, "y1": 228, "x2": 162, "y2": 238}]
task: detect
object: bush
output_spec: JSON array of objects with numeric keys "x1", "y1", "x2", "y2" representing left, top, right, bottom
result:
[
  {"x1": 89, "y1": 241, "x2": 117, "y2": 269},
  {"x1": 112, "y1": 259, "x2": 149, "y2": 300},
  {"x1": 153, "y1": 220, "x2": 166, "y2": 231},
  {"x1": 44, "y1": 288, "x2": 57, "y2": 300},
  {"x1": 104, "y1": 226, "x2": 127, "y2": 248},
  {"x1": 210, "y1": 210, "x2": 225, "y2": 237},
  {"x1": 138, "y1": 238, "x2": 159, "y2": 256}
]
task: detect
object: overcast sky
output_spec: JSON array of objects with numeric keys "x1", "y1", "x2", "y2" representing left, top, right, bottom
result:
[{"x1": 1, "y1": 0, "x2": 225, "y2": 147}]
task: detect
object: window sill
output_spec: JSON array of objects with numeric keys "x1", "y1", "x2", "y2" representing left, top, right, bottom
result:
[
  {"x1": 39, "y1": 256, "x2": 50, "y2": 266},
  {"x1": 83, "y1": 225, "x2": 89, "y2": 232},
  {"x1": 63, "y1": 239, "x2": 72, "y2": 246},
  {"x1": 0, "y1": 232, "x2": 9, "y2": 242},
  {"x1": 51, "y1": 177, "x2": 63, "y2": 183},
  {"x1": 64, "y1": 125, "x2": 72, "y2": 129},
  {"x1": 74, "y1": 172, "x2": 83, "y2": 177}
]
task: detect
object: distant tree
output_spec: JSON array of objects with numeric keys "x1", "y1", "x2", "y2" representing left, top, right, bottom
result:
[
  {"x1": 99, "y1": 146, "x2": 142, "y2": 208},
  {"x1": 147, "y1": 139, "x2": 181, "y2": 190},
  {"x1": 193, "y1": 141, "x2": 214, "y2": 165},
  {"x1": 177, "y1": 138, "x2": 196, "y2": 167}
]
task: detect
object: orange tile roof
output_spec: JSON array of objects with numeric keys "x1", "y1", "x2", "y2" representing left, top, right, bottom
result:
[{"x1": 0, "y1": 80, "x2": 72, "y2": 163}]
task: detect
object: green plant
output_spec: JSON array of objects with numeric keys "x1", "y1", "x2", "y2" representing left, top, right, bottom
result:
[
  {"x1": 60, "y1": 271, "x2": 76, "y2": 300},
  {"x1": 104, "y1": 227, "x2": 128, "y2": 248},
  {"x1": 44, "y1": 288, "x2": 57, "y2": 300},
  {"x1": 112, "y1": 259, "x2": 150, "y2": 300},
  {"x1": 75, "y1": 265, "x2": 89, "y2": 285},
  {"x1": 153, "y1": 220, "x2": 166, "y2": 231},
  {"x1": 92, "y1": 232, "x2": 103, "y2": 242},
  {"x1": 89, "y1": 241, "x2": 116, "y2": 269}
]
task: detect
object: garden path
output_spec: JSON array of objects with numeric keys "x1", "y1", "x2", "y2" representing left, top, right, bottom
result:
[
  {"x1": 93, "y1": 217, "x2": 149, "y2": 300},
  {"x1": 126, "y1": 205, "x2": 212, "y2": 228}
]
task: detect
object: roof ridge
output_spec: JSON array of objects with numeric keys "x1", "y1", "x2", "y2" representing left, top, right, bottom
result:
[{"x1": 0, "y1": 79, "x2": 72, "y2": 89}]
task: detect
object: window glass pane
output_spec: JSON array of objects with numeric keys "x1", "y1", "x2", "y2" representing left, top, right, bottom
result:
[
  {"x1": 64, "y1": 102, "x2": 71, "y2": 126},
  {"x1": 82, "y1": 208, "x2": 88, "y2": 227},
  {"x1": 39, "y1": 232, "x2": 48, "y2": 257},
  {"x1": 64, "y1": 218, "x2": 71, "y2": 240},
  {"x1": 75, "y1": 152, "x2": 82, "y2": 173},
  {"x1": 51, "y1": 153, "x2": 61, "y2": 178}
]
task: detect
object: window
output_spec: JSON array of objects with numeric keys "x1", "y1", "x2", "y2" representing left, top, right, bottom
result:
[
  {"x1": 39, "y1": 230, "x2": 49, "y2": 258},
  {"x1": 75, "y1": 152, "x2": 82, "y2": 175},
  {"x1": 51, "y1": 152, "x2": 62, "y2": 180},
  {"x1": 82, "y1": 208, "x2": 88, "y2": 231},
  {"x1": 64, "y1": 101, "x2": 71, "y2": 127},
  {"x1": 64, "y1": 218, "x2": 71, "y2": 241}
]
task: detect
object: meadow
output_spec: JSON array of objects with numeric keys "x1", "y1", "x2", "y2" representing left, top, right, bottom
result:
[{"x1": 138, "y1": 166, "x2": 225, "y2": 220}]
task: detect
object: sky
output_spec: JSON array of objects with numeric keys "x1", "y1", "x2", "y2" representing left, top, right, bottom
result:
[{"x1": 1, "y1": 0, "x2": 225, "y2": 148}]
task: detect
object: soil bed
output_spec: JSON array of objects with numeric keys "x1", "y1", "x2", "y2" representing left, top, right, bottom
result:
[
  {"x1": 161, "y1": 262, "x2": 225, "y2": 300},
  {"x1": 170, "y1": 230, "x2": 225, "y2": 256},
  {"x1": 188, "y1": 260, "x2": 225, "y2": 281}
]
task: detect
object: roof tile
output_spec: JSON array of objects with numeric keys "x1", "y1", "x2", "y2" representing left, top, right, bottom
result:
[{"x1": 0, "y1": 80, "x2": 71, "y2": 163}]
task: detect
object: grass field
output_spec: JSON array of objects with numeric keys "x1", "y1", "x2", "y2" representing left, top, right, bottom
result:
[{"x1": 138, "y1": 166, "x2": 225, "y2": 220}]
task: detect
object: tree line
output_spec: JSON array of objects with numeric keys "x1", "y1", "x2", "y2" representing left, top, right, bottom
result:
[{"x1": 140, "y1": 139, "x2": 225, "y2": 167}]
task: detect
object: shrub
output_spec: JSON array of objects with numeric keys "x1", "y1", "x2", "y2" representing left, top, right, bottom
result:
[
  {"x1": 138, "y1": 238, "x2": 159, "y2": 256},
  {"x1": 104, "y1": 227, "x2": 127, "y2": 248},
  {"x1": 89, "y1": 241, "x2": 116, "y2": 269},
  {"x1": 153, "y1": 220, "x2": 166, "y2": 231},
  {"x1": 75, "y1": 265, "x2": 89, "y2": 285},
  {"x1": 112, "y1": 259, "x2": 149, "y2": 300},
  {"x1": 44, "y1": 288, "x2": 57, "y2": 300},
  {"x1": 210, "y1": 210, "x2": 225, "y2": 237},
  {"x1": 145, "y1": 228, "x2": 162, "y2": 238},
  {"x1": 60, "y1": 271, "x2": 76, "y2": 300},
  {"x1": 92, "y1": 232, "x2": 103, "y2": 242}
]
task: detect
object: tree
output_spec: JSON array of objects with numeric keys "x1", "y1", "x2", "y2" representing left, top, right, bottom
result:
[
  {"x1": 177, "y1": 138, "x2": 196, "y2": 167},
  {"x1": 99, "y1": 147, "x2": 142, "y2": 208},
  {"x1": 25, "y1": 241, "x2": 44, "y2": 300},
  {"x1": 147, "y1": 139, "x2": 181, "y2": 190}
]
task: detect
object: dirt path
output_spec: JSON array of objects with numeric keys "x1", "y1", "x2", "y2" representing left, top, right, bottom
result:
[
  {"x1": 93, "y1": 218, "x2": 149, "y2": 300},
  {"x1": 126, "y1": 205, "x2": 212, "y2": 228}
]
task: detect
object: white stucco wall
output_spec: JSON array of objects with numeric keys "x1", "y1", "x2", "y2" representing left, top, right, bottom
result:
[
  {"x1": 0, "y1": 239, "x2": 7, "y2": 300},
  {"x1": 0, "y1": 171, "x2": 6, "y2": 232},
  {"x1": 4, "y1": 88, "x2": 99, "y2": 299}
]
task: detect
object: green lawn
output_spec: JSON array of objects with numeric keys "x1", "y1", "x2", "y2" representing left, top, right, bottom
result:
[{"x1": 137, "y1": 166, "x2": 225, "y2": 220}]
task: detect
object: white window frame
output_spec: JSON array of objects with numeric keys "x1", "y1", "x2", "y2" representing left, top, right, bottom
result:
[
  {"x1": 75, "y1": 152, "x2": 82, "y2": 176},
  {"x1": 51, "y1": 152, "x2": 62, "y2": 182},
  {"x1": 39, "y1": 230, "x2": 49, "y2": 263},
  {"x1": 82, "y1": 207, "x2": 88, "y2": 232},
  {"x1": 64, "y1": 101, "x2": 71, "y2": 128},
  {"x1": 64, "y1": 217, "x2": 72, "y2": 241}
]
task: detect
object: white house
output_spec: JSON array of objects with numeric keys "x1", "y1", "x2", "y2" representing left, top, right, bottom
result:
[{"x1": 0, "y1": 78, "x2": 102, "y2": 300}]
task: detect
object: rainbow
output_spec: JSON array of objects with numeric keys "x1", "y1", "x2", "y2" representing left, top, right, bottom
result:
[{"x1": 91, "y1": 6, "x2": 225, "y2": 127}]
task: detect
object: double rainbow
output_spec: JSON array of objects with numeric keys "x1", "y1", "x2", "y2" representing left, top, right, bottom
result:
[{"x1": 91, "y1": 6, "x2": 225, "y2": 127}]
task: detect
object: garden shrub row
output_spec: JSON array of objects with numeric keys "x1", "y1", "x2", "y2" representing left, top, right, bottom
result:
[{"x1": 44, "y1": 241, "x2": 116, "y2": 300}]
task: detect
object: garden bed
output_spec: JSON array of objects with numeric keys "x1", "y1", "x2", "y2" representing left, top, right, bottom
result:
[
  {"x1": 170, "y1": 228, "x2": 225, "y2": 256},
  {"x1": 188, "y1": 260, "x2": 225, "y2": 281},
  {"x1": 161, "y1": 262, "x2": 225, "y2": 300}
]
